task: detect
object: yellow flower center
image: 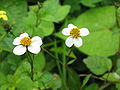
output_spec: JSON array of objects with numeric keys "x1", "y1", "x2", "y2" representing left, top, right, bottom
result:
[
  {"x1": 70, "y1": 28, "x2": 80, "y2": 38},
  {"x1": 20, "y1": 37, "x2": 31, "y2": 46}
]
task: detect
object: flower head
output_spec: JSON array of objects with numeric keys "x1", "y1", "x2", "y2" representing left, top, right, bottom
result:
[
  {"x1": 0, "y1": 11, "x2": 8, "y2": 21},
  {"x1": 13, "y1": 33, "x2": 43, "y2": 55},
  {"x1": 62, "y1": 24, "x2": 89, "y2": 47}
]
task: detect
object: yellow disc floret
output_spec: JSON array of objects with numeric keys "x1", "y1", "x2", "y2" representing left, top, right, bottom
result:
[
  {"x1": 70, "y1": 28, "x2": 80, "y2": 38},
  {"x1": 20, "y1": 37, "x2": 31, "y2": 46}
]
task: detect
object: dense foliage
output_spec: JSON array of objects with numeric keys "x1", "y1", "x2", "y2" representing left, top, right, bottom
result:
[{"x1": 0, "y1": 0, "x2": 120, "y2": 90}]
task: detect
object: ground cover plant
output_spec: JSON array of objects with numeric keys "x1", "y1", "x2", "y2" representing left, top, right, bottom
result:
[{"x1": 0, "y1": 0, "x2": 120, "y2": 90}]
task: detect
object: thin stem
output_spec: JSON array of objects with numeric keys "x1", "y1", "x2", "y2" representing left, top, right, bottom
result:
[
  {"x1": 10, "y1": 31, "x2": 16, "y2": 37},
  {"x1": 79, "y1": 74, "x2": 104, "y2": 80},
  {"x1": 54, "y1": 40, "x2": 63, "y2": 77},
  {"x1": 27, "y1": 52, "x2": 34, "y2": 81},
  {"x1": 31, "y1": 54, "x2": 34, "y2": 81},
  {"x1": 42, "y1": 40, "x2": 61, "y2": 48},
  {"x1": 104, "y1": 70, "x2": 111, "y2": 84},
  {"x1": 97, "y1": 83, "x2": 111, "y2": 90},
  {"x1": 66, "y1": 47, "x2": 73, "y2": 61},
  {"x1": 42, "y1": 46, "x2": 63, "y2": 77},
  {"x1": 41, "y1": 47, "x2": 62, "y2": 64},
  {"x1": 27, "y1": 52, "x2": 32, "y2": 64},
  {"x1": 62, "y1": 46, "x2": 73, "y2": 89},
  {"x1": 62, "y1": 44, "x2": 67, "y2": 88},
  {"x1": 0, "y1": 32, "x2": 7, "y2": 41},
  {"x1": 36, "y1": 2, "x2": 42, "y2": 27}
]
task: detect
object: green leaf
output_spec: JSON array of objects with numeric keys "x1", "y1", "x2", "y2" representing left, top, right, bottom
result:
[
  {"x1": 40, "y1": 0, "x2": 70, "y2": 22},
  {"x1": 29, "y1": 5, "x2": 39, "y2": 13},
  {"x1": 80, "y1": 0, "x2": 103, "y2": 7},
  {"x1": 38, "y1": 72, "x2": 61, "y2": 89},
  {"x1": 102, "y1": 72, "x2": 120, "y2": 82},
  {"x1": 34, "y1": 52, "x2": 46, "y2": 73},
  {"x1": 16, "y1": 76, "x2": 33, "y2": 90},
  {"x1": 0, "y1": 60, "x2": 11, "y2": 74},
  {"x1": 67, "y1": 60, "x2": 76, "y2": 65},
  {"x1": 0, "y1": 35, "x2": 14, "y2": 52},
  {"x1": 117, "y1": 58, "x2": 120, "y2": 69},
  {"x1": 36, "y1": 20, "x2": 54, "y2": 37},
  {"x1": 116, "y1": 68, "x2": 120, "y2": 76},
  {"x1": 23, "y1": 11, "x2": 37, "y2": 27},
  {"x1": 0, "y1": 72, "x2": 7, "y2": 86},
  {"x1": 84, "y1": 83, "x2": 99, "y2": 90},
  {"x1": 22, "y1": 11, "x2": 37, "y2": 35},
  {"x1": 64, "y1": 0, "x2": 81, "y2": 13},
  {"x1": 6, "y1": 53, "x2": 22, "y2": 71},
  {"x1": 48, "y1": 74, "x2": 62, "y2": 89},
  {"x1": 0, "y1": 25, "x2": 5, "y2": 34},
  {"x1": 117, "y1": 7, "x2": 120, "y2": 27},
  {"x1": 73, "y1": 6, "x2": 116, "y2": 32},
  {"x1": 0, "y1": 84, "x2": 9, "y2": 90},
  {"x1": 84, "y1": 56, "x2": 112, "y2": 75},
  {"x1": 79, "y1": 30, "x2": 119, "y2": 56},
  {"x1": 7, "y1": 61, "x2": 31, "y2": 86},
  {"x1": 14, "y1": 60, "x2": 31, "y2": 77},
  {"x1": 67, "y1": 68, "x2": 81, "y2": 90},
  {"x1": 116, "y1": 83, "x2": 120, "y2": 90},
  {"x1": 81, "y1": 74, "x2": 91, "y2": 88},
  {"x1": 52, "y1": 5, "x2": 70, "y2": 22}
]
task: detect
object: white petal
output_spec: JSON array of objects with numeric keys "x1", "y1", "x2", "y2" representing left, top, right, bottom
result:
[
  {"x1": 20, "y1": 33, "x2": 29, "y2": 38},
  {"x1": 13, "y1": 37, "x2": 20, "y2": 45},
  {"x1": 80, "y1": 28, "x2": 89, "y2": 36},
  {"x1": 31, "y1": 36, "x2": 43, "y2": 46},
  {"x1": 68, "y1": 24, "x2": 77, "y2": 29},
  {"x1": 28, "y1": 44, "x2": 41, "y2": 54},
  {"x1": 13, "y1": 45, "x2": 26, "y2": 55},
  {"x1": 65, "y1": 36, "x2": 74, "y2": 47},
  {"x1": 62, "y1": 28, "x2": 71, "y2": 36},
  {"x1": 73, "y1": 37, "x2": 83, "y2": 47}
]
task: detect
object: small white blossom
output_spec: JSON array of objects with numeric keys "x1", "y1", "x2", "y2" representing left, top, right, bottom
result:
[
  {"x1": 13, "y1": 33, "x2": 42, "y2": 55},
  {"x1": 62, "y1": 24, "x2": 89, "y2": 47}
]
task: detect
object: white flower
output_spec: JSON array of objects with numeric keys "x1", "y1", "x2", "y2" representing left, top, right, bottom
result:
[
  {"x1": 13, "y1": 33, "x2": 43, "y2": 55},
  {"x1": 62, "y1": 24, "x2": 89, "y2": 47}
]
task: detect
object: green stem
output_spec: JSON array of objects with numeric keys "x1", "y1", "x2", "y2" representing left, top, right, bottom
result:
[
  {"x1": 97, "y1": 83, "x2": 111, "y2": 90},
  {"x1": 36, "y1": 3, "x2": 40, "y2": 27},
  {"x1": 54, "y1": 40, "x2": 62, "y2": 77},
  {"x1": 0, "y1": 32, "x2": 7, "y2": 41},
  {"x1": 31, "y1": 54, "x2": 34, "y2": 81},
  {"x1": 62, "y1": 44, "x2": 67, "y2": 88},
  {"x1": 42, "y1": 40, "x2": 61, "y2": 48},
  {"x1": 104, "y1": 70, "x2": 111, "y2": 84},
  {"x1": 66, "y1": 47, "x2": 73, "y2": 61},
  {"x1": 27, "y1": 52, "x2": 32, "y2": 64},
  {"x1": 42, "y1": 46, "x2": 62, "y2": 76},
  {"x1": 62, "y1": 45, "x2": 73, "y2": 89},
  {"x1": 41, "y1": 47, "x2": 62, "y2": 64},
  {"x1": 27, "y1": 52, "x2": 34, "y2": 81}
]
